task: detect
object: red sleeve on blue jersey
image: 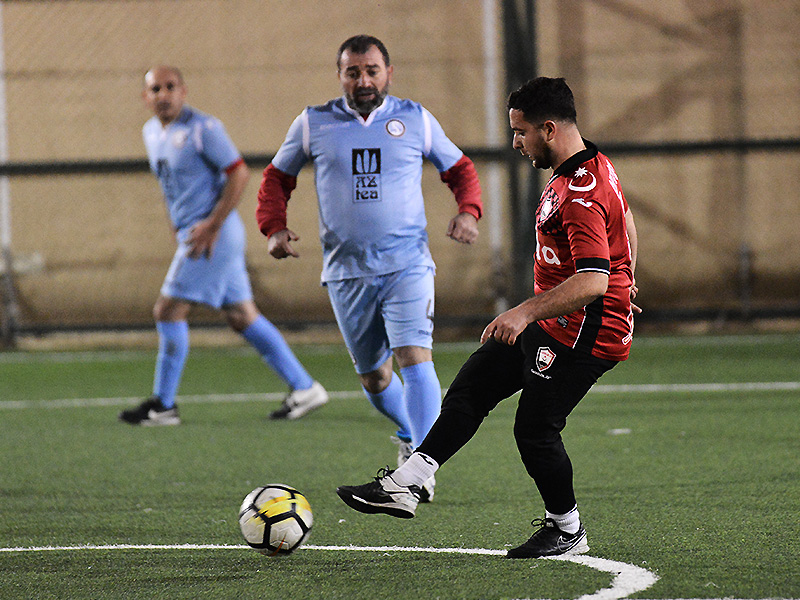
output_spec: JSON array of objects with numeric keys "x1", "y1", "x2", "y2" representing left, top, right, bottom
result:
[
  {"x1": 224, "y1": 157, "x2": 245, "y2": 176},
  {"x1": 439, "y1": 155, "x2": 483, "y2": 220},
  {"x1": 256, "y1": 164, "x2": 297, "y2": 238}
]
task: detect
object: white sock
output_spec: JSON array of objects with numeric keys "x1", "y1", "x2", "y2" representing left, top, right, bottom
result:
[
  {"x1": 390, "y1": 452, "x2": 439, "y2": 488},
  {"x1": 546, "y1": 505, "x2": 580, "y2": 535}
]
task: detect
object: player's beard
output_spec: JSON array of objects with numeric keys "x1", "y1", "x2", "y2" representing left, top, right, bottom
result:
[{"x1": 346, "y1": 85, "x2": 389, "y2": 115}]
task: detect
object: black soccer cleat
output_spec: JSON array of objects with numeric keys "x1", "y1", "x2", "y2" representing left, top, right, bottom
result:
[
  {"x1": 119, "y1": 396, "x2": 181, "y2": 426},
  {"x1": 336, "y1": 467, "x2": 421, "y2": 518},
  {"x1": 505, "y1": 518, "x2": 589, "y2": 559}
]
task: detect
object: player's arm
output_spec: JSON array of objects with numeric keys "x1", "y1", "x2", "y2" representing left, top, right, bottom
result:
[
  {"x1": 481, "y1": 271, "x2": 609, "y2": 345},
  {"x1": 440, "y1": 155, "x2": 482, "y2": 244},
  {"x1": 188, "y1": 159, "x2": 250, "y2": 258},
  {"x1": 256, "y1": 164, "x2": 300, "y2": 259},
  {"x1": 624, "y1": 207, "x2": 640, "y2": 305}
]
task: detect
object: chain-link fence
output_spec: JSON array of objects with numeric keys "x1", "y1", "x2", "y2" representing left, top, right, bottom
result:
[{"x1": 1, "y1": 0, "x2": 799, "y2": 345}]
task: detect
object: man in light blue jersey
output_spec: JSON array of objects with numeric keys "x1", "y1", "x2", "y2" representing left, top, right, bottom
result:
[
  {"x1": 257, "y1": 36, "x2": 482, "y2": 500},
  {"x1": 119, "y1": 65, "x2": 327, "y2": 426}
]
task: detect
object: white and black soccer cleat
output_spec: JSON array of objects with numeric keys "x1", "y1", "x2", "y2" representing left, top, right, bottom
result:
[
  {"x1": 336, "y1": 467, "x2": 420, "y2": 518},
  {"x1": 269, "y1": 381, "x2": 329, "y2": 420},
  {"x1": 118, "y1": 396, "x2": 181, "y2": 426},
  {"x1": 505, "y1": 518, "x2": 589, "y2": 559},
  {"x1": 419, "y1": 474, "x2": 435, "y2": 503}
]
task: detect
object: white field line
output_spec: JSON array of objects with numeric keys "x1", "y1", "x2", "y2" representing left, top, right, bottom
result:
[
  {"x1": 1, "y1": 332, "x2": 798, "y2": 364},
  {"x1": 0, "y1": 543, "x2": 658, "y2": 600},
  {"x1": 1, "y1": 381, "x2": 798, "y2": 411}
]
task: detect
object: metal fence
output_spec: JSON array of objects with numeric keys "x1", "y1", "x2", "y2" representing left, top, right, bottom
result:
[{"x1": 1, "y1": 0, "x2": 799, "y2": 347}]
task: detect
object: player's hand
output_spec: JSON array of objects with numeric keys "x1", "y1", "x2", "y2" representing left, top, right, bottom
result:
[
  {"x1": 630, "y1": 278, "x2": 642, "y2": 314},
  {"x1": 268, "y1": 229, "x2": 300, "y2": 259},
  {"x1": 187, "y1": 220, "x2": 219, "y2": 259},
  {"x1": 446, "y1": 213, "x2": 479, "y2": 244},
  {"x1": 480, "y1": 305, "x2": 530, "y2": 345}
]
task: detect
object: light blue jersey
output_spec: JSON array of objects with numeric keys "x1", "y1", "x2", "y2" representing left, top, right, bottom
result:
[
  {"x1": 271, "y1": 95, "x2": 464, "y2": 282},
  {"x1": 143, "y1": 105, "x2": 250, "y2": 308},
  {"x1": 143, "y1": 105, "x2": 241, "y2": 231}
]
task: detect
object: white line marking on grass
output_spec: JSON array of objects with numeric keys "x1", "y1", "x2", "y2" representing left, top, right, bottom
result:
[
  {"x1": 564, "y1": 555, "x2": 658, "y2": 600},
  {"x1": 0, "y1": 543, "x2": 658, "y2": 600},
  {"x1": 589, "y1": 381, "x2": 800, "y2": 394},
  {"x1": 0, "y1": 390, "x2": 362, "y2": 410},
  {"x1": 2, "y1": 380, "x2": 798, "y2": 411}
]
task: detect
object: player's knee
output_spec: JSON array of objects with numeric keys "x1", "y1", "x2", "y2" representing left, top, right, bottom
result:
[
  {"x1": 359, "y1": 369, "x2": 393, "y2": 394},
  {"x1": 514, "y1": 417, "x2": 562, "y2": 449},
  {"x1": 393, "y1": 345, "x2": 432, "y2": 368},
  {"x1": 224, "y1": 302, "x2": 259, "y2": 332},
  {"x1": 153, "y1": 297, "x2": 189, "y2": 322}
]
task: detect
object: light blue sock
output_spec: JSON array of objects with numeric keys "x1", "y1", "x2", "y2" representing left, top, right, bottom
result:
[
  {"x1": 363, "y1": 371, "x2": 412, "y2": 441},
  {"x1": 153, "y1": 321, "x2": 190, "y2": 409},
  {"x1": 400, "y1": 361, "x2": 442, "y2": 447},
  {"x1": 241, "y1": 315, "x2": 314, "y2": 391}
]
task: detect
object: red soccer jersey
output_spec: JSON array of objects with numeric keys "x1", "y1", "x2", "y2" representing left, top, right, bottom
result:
[{"x1": 533, "y1": 141, "x2": 634, "y2": 361}]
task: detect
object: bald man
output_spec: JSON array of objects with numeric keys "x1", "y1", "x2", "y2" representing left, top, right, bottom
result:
[{"x1": 119, "y1": 66, "x2": 327, "y2": 426}]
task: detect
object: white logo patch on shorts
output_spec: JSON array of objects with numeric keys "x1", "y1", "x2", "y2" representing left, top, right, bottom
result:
[{"x1": 531, "y1": 346, "x2": 556, "y2": 379}]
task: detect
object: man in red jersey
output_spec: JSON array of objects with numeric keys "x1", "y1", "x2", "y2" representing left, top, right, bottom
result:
[{"x1": 337, "y1": 77, "x2": 640, "y2": 559}]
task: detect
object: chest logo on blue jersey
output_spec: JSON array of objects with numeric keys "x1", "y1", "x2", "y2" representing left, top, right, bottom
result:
[
  {"x1": 171, "y1": 130, "x2": 189, "y2": 149},
  {"x1": 386, "y1": 119, "x2": 405, "y2": 137},
  {"x1": 352, "y1": 148, "x2": 381, "y2": 203}
]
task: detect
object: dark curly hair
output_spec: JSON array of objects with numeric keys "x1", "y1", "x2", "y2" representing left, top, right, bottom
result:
[
  {"x1": 337, "y1": 35, "x2": 391, "y2": 69},
  {"x1": 507, "y1": 77, "x2": 577, "y2": 125}
]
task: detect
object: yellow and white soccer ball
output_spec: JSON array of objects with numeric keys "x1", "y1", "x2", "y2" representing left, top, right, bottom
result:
[{"x1": 238, "y1": 484, "x2": 313, "y2": 556}]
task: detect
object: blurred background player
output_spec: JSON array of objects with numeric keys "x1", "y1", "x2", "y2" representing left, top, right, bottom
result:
[
  {"x1": 119, "y1": 65, "x2": 327, "y2": 426},
  {"x1": 337, "y1": 77, "x2": 640, "y2": 559},
  {"x1": 256, "y1": 36, "x2": 482, "y2": 499}
]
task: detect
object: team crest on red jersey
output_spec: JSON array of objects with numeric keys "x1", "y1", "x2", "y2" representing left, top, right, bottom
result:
[
  {"x1": 537, "y1": 187, "x2": 563, "y2": 235},
  {"x1": 536, "y1": 347, "x2": 556, "y2": 372},
  {"x1": 568, "y1": 166, "x2": 597, "y2": 192}
]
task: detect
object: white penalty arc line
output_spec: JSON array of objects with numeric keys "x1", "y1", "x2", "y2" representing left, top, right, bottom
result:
[{"x1": 0, "y1": 543, "x2": 658, "y2": 600}]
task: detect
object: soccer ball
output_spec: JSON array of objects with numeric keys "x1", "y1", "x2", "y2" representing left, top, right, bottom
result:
[{"x1": 238, "y1": 484, "x2": 313, "y2": 556}]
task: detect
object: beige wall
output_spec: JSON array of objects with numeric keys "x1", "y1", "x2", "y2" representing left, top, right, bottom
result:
[{"x1": 4, "y1": 0, "x2": 800, "y2": 329}]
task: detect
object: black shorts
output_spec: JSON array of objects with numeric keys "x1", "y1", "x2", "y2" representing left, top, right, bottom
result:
[{"x1": 442, "y1": 323, "x2": 617, "y2": 433}]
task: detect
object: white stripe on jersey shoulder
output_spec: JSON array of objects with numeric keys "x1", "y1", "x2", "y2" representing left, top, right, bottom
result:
[
  {"x1": 421, "y1": 107, "x2": 433, "y2": 154},
  {"x1": 300, "y1": 108, "x2": 311, "y2": 157},
  {"x1": 192, "y1": 121, "x2": 204, "y2": 152}
]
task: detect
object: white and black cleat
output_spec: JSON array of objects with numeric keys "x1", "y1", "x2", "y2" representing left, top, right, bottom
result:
[
  {"x1": 119, "y1": 397, "x2": 181, "y2": 426},
  {"x1": 336, "y1": 467, "x2": 420, "y2": 518},
  {"x1": 506, "y1": 518, "x2": 589, "y2": 559},
  {"x1": 269, "y1": 381, "x2": 329, "y2": 420}
]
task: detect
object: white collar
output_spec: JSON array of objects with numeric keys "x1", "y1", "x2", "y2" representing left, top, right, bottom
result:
[{"x1": 340, "y1": 95, "x2": 391, "y2": 127}]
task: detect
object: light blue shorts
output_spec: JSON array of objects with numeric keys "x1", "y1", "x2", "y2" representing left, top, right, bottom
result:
[
  {"x1": 161, "y1": 211, "x2": 253, "y2": 309},
  {"x1": 326, "y1": 265, "x2": 435, "y2": 375}
]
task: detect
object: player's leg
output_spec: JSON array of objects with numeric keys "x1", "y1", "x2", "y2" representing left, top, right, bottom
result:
[
  {"x1": 359, "y1": 356, "x2": 413, "y2": 443},
  {"x1": 506, "y1": 324, "x2": 616, "y2": 558},
  {"x1": 393, "y1": 346, "x2": 439, "y2": 447},
  {"x1": 224, "y1": 300, "x2": 327, "y2": 419},
  {"x1": 218, "y1": 213, "x2": 327, "y2": 420},
  {"x1": 381, "y1": 266, "x2": 442, "y2": 448},
  {"x1": 337, "y1": 337, "x2": 525, "y2": 516},
  {"x1": 119, "y1": 294, "x2": 189, "y2": 426},
  {"x1": 326, "y1": 276, "x2": 412, "y2": 442}
]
